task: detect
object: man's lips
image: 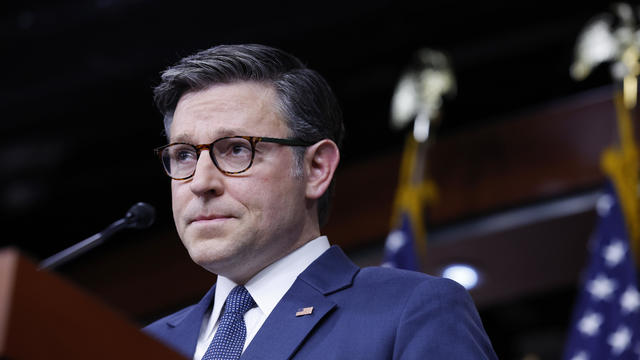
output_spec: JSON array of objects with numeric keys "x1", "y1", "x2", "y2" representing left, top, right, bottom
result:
[{"x1": 189, "y1": 214, "x2": 233, "y2": 224}]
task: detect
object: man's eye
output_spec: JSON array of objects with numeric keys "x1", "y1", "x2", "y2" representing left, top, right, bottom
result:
[
  {"x1": 174, "y1": 149, "x2": 196, "y2": 162},
  {"x1": 217, "y1": 139, "x2": 252, "y2": 157},
  {"x1": 230, "y1": 144, "x2": 251, "y2": 155}
]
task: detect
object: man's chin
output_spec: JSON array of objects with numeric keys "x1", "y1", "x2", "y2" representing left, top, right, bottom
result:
[{"x1": 184, "y1": 239, "x2": 235, "y2": 268}]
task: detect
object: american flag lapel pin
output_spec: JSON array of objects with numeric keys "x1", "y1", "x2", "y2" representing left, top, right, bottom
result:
[{"x1": 296, "y1": 306, "x2": 314, "y2": 317}]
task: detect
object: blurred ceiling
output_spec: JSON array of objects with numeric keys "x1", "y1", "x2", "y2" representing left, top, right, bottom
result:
[{"x1": 1, "y1": 0, "x2": 618, "y2": 256}]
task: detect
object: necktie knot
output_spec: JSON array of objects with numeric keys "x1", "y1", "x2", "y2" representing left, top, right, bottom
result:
[{"x1": 224, "y1": 285, "x2": 256, "y2": 316}]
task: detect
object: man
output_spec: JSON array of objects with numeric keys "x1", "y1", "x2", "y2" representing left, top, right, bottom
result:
[{"x1": 144, "y1": 44, "x2": 497, "y2": 360}]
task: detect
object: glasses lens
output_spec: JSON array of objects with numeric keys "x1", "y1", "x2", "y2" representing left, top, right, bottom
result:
[
  {"x1": 212, "y1": 137, "x2": 253, "y2": 173},
  {"x1": 162, "y1": 144, "x2": 197, "y2": 179}
]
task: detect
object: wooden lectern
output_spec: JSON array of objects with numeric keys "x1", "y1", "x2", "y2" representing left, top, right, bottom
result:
[{"x1": 0, "y1": 248, "x2": 186, "y2": 359}]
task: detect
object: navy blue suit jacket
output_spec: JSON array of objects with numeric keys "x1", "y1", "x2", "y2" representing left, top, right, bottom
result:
[{"x1": 144, "y1": 246, "x2": 497, "y2": 359}]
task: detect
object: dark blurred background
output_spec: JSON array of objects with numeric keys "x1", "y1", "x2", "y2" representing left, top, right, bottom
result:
[{"x1": 1, "y1": 1, "x2": 629, "y2": 359}]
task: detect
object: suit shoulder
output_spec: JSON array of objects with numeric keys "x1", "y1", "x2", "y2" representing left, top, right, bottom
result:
[
  {"x1": 356, "y1": 268, "x2": 497, "y2": 359},
  {"x1": 358, "y1": 266, "x2": 465, "y2": 293}
]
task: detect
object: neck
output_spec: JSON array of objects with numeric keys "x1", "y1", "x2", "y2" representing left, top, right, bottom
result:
[{"x1": 227, "y1": 229, "x2": 321, "y2": 285}]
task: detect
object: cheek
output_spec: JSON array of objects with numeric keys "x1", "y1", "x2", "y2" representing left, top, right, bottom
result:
[
  {"x1": 170, "y1": 183, "x2": 179, "y2": 208},
  {"x1": 234, "y1": 176, "x2": 287, "y2": 215},
  {"x1": 171, "y1": 183, "x2": 188, "y2": 222},
  {"x1": 255, "y1": 175, "x2": 304, "y2": 214}
]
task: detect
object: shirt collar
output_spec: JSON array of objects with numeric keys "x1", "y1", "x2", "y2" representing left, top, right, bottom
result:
[
  {"x1": 211, "y1": 236, "x2": 330, "y2": 323},
  {"x1": 245, "y1": 236, "x2": 330, "y2": 316}
]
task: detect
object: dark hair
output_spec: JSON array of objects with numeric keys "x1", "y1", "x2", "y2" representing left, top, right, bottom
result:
[{"x1": 154, "y1": 44, "x2": 344, "y2": 227}]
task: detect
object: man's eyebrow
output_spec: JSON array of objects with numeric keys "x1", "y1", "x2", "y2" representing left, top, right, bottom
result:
[{"x1": 170, "y1": 133, "x2": 193, "y2": 143}]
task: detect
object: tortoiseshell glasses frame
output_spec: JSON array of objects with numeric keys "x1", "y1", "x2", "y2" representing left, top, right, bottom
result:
[{"x1": 154, "y1": 136, "x2": 313, "y2": 180}]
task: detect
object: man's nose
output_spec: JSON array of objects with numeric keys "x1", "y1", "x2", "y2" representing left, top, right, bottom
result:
[{"x1": 189, "y1": 151, "x2": 224, "y2": 196}]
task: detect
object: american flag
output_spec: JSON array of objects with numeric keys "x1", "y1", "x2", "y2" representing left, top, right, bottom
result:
[
  {"x1": 382, "y1": 213, "x2": 420, "y2": 271},
  {"x1": 564, "y1": 181, "x2": 640, "y2": 359}
]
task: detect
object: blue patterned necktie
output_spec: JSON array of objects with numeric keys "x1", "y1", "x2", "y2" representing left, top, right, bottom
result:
[{"x1": 202, "y1": 286, "x2": 257, "y2": 360}]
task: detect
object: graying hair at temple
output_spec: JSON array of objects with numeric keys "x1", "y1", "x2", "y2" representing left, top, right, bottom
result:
[{"x1": 153, "y1": 43, "x2": 345, "y2": 227}]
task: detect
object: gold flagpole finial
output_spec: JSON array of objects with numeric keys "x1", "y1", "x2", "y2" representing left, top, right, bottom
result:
[
  {"x1": 390, "y1": 49, "x2": 456, "y2": 143},
  {"x1": 571, "y1": 3, "x2": 640, "y2": 109}
]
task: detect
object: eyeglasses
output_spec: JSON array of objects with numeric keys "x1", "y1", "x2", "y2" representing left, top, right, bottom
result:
[{"x1": 155, "y1": 136, "x2": 312, "y2": 180}]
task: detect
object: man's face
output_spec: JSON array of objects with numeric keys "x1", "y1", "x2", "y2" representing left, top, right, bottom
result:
[{"x1": 169, "y1": 82, "x2": 311, "y2": 283}]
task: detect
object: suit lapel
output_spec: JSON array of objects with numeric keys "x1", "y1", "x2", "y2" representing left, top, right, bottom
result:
[
  {"x1": 241, "y1": 246, "x2": 359, "y2": 360},
  {"x1": 165, "y1": 284, "x2": 217, "y2": 358},
  {"x1": 240, "y1": 280, "x2": 336, "y2": 360}
]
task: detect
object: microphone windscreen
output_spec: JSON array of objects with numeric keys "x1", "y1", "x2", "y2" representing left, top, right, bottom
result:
[{"x1": 126, "y1": 202, "x2": 156, "y2": 229}]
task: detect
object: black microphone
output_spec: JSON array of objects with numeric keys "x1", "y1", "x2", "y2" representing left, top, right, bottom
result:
[
  {"x1": 125, "y1": 202, "x2": 156, "y2": 229},
  {"x1": 39, "y1": 202, "x2": 156, "y2": 270}
]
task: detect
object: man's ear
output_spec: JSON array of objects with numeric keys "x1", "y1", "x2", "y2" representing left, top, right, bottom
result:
[{"x1": 304, "y1": 139, "x2": 340, "y2": 200}]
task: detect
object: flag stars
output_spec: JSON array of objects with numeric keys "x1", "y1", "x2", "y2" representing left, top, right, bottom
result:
[
  {"x1": 566, "y1": 186, "x2": 639, "y2": 360},
  {"x1": 608, "y1": 326, "x2": 632, "y2": 355},
  {"x1": 596, "y1": 194, "x2": 615, "y2": 217},
  {"x1": 620, "y1": 286, "x2": 640, "y2": 314},
  {"x1": 602, "y1": 239, "x2": 626, "y2": 267},
  {"x1": 577, "y1": 312, "x2": 603, "y2": 336},
  {"x1": 587, "y1": 274, "x2": 617, "y2": 301},
  {"x1": 385, "y1": 230, "x2": 406, "y2": 252}
]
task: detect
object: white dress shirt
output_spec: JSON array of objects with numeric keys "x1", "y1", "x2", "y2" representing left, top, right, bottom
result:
[{"x1": 193, "y1": 236, "x2": 330, "y2": 360}]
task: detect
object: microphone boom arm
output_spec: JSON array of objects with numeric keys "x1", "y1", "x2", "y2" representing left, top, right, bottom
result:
[
  {"x1": 39, "y1": 218, "x2": 127, "y2": 270},
  {"x1": 38, "y1": 202, "x2": 155, "y2": 270}
]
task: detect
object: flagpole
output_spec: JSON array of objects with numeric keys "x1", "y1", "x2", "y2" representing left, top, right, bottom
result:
[
  {"x1": 383, "y1": 49, "x2": 454, "y2": 271},
  {"x1": 602, "y1": 92, "x2": 640, "y2": 264},
  {"x1": 570, "y1": 2, "x2": 640, "y2": 265}
]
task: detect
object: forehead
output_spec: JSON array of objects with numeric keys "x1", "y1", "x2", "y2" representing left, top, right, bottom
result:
[{"x1": 169, "y1": 81, "x2": 288, "y2": 142}]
